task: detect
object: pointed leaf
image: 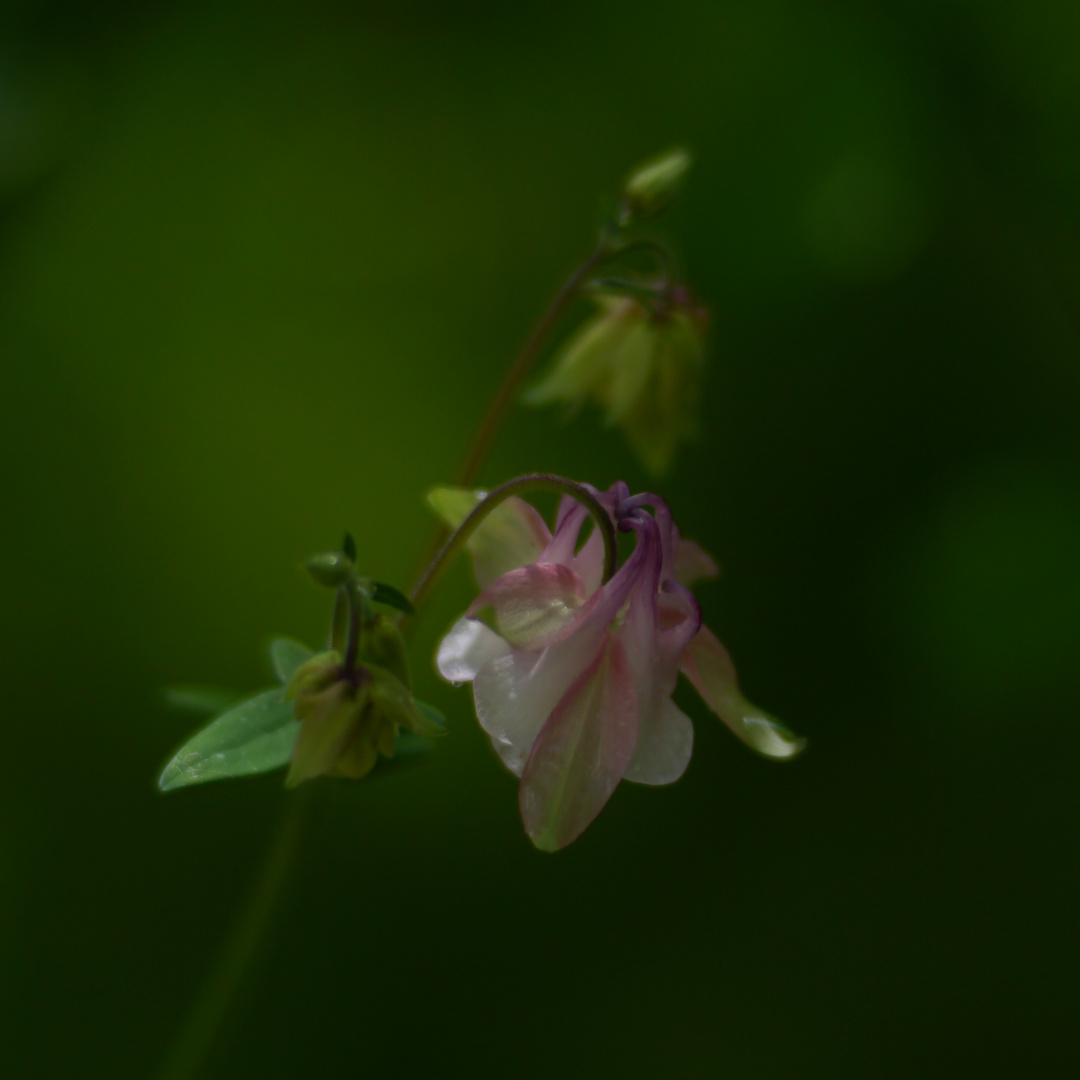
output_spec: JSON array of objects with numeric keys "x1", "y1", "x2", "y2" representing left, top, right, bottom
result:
[
  {"x1": 395, "y1": 730, "x2": 437, "y2": 759},
  {"x1": 370, "y1": 581, "x2": 415, "y2": 616},
  {"x1": 158, "y1": 689, "x2": 300, "y2": 792},
  {"x1": 269, "y1": 637, "x2": 315, "y2": 684},
  {"x1": 342, "y1": 532, "x2": 357, "y2": 561},
  {"x1": 414, "y1": 699, "x2": 447, "y2": 730},
  {"x1": 367, "y1": 731, "x2": 435, "y2": 778},
  {"x1": 163, "y1": 685, "x2": 242, "y2": 716}
]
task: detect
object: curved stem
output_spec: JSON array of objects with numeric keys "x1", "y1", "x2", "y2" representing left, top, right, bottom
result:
[
  {"x1": 409, "y1": 473, "x2": 619, "y2": 612},
  {"x1": 455, "y1": 232, "x2": 615, "y2": 489},
  {"x1": 607, "y1": 236, "x2": 680, "y2": 292},
  {"x1": 154, "y1": 787, "x2": 314, "y2": 1080}
]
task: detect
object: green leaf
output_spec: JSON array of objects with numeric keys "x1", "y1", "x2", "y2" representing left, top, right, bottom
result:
[
  {"x1": 158, "y1": 689, "x2": 299, "y2": 792},
  {"x1": 370, "y1": 581, "x2": 415, "y2": 615},
  {"x1": 163, "y1": 685, "x2": 242, "y2": 716},
  {"x1": 414, "y1": 699, "x2": 447, "y2": 730},
  {"x1": 367, "y1": 730, "x2": 435, "y2": 778},
  {"x1": 394, "y1": 731, "x2": 435, "y2": 757},
  {"x1": 342, "y1": 531, "x2": 357, "y2": 561},
  {"x1": 269, "y1": 637, "x2": 314, "y2": 684}
]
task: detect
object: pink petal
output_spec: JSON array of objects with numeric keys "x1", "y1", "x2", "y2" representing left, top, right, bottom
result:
[
  {"x1": 436, "y1": 617, "x2": 511, "y2": 684},
  {"x1": 519, "y1": 639, "x2": 638, "y2": 852},
  {"x1": 614, "y1": 529, "x2": 693, "y2": 786},
  {"x1": 674, "y1": 539, "x2": 720, "y2": 587},
  {"x1": 542, "y1": 498, "x2": 610, "y2": 596},
  {"x1": 681, "y1": 626, "x2": 805, "y2": 759},
  {"x1": 657, "y1": 580, "x2": 703, "y2": 656},
  {"x1": 473, "y1": 528, "x2": 650, "y2": 777},
  {"x1": 541, "y1": 501, "x2": 590, "y2": 567},
  {"x1": 466, "y1": 563, "x2": 589, "y2": 649}
]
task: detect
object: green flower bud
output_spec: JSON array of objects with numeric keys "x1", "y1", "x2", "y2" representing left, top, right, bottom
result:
[
  {"x1": 304, "y1": 551, "x2": 355, "y2": 588},
  {"x1": 620, "y1": 148, "x2": 692, "y2": 223},
  {"x1": 284, "y1": 651, "x2": 443, "y2": 787},
  {"x1": 360, "y1": 614, "x2": 411, "y2": 688}
]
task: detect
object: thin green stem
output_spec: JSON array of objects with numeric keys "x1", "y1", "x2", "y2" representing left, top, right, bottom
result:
[
  {"x1": 342, "y1": 577, "x2": 373, "y2": 676},
  {"x1": 607, "y1": 236, "x2": 680, "y2": 291},
  {"x1": 406, "y1": 230, "x2": 619, "y2": 606},
  {"x1": 343, "y1": 579, "x2": 361, "y2": 674},
  {"x1": 409, "y1": 473, "x2": 618, "y2": 613},
  {"x1": 154, "y1": 787, "x2": 314, "y2": 1080},
  {"x1": 454, "y1": 231, "x2": 615, "y2": 489}
]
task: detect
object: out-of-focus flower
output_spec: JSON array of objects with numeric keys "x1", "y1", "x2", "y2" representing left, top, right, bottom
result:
[
  {"x1": 285, "y1": 648, "x2": 444, "y2": 787},
  {"x1": 433, "y1": 483, "x2": 803, "y2": 851},
  {"x1": 524, "y1": 289, "x2": 706, "y2": 476}
]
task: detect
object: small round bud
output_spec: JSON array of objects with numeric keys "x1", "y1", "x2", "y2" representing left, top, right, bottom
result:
[
  {"x1": 620, "y1": 148, "x2": 692, "y2": 224},
  {"x1": 304, "y1": 552, "x2": 355, "y2": 588}
]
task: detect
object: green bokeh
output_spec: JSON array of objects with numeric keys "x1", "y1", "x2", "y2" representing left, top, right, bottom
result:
[{"x1": 2, "y1": 1, "x2": 1078, "y2": 1076}]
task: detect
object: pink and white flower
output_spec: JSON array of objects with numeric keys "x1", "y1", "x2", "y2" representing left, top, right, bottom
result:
[{"x1": 434, "y1": 482, "x2": 804, "y2": 851}]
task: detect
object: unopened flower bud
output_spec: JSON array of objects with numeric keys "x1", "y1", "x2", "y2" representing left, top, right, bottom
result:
[
  {"x1": 284, "y1": 651, "x2": 444, "y2": 787},
  {"x1": 304, "y1": 551, "x2": 355, "y2": 588},
  {"x1": 361, "y1": 614, "x2": 411, "y2": 687},
  {"x1": 620, "y1": 148, "x2": 692, "y2": 223}
]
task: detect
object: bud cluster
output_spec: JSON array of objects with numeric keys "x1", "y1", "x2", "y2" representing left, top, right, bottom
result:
[{"x1": 287, "y1": 539, "x2": 443, "y2": 786}]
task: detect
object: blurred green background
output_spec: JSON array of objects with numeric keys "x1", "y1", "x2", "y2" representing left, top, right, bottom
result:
[{"x1": 3, "y1": 1, "x2": 1079, "y2": 1076}]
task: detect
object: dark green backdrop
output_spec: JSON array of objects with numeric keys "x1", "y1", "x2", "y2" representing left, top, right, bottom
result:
[{"x1": 2, "y1": 1, "x2": 1078, "y2": 1077}]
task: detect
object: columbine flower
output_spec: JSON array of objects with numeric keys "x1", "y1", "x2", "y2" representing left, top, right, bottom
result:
[
  {"x1": 524, "y1": 289, "x2": 706, "y2": 476},
  {"x1": 433, "y1": 483, "x2": 803, "y2": 851}
]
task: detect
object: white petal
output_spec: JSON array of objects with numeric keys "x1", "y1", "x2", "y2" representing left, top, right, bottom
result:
[
  {"x1": 472, "y1": 633, "x2": 601, "y2": 777},
  {"x1": 623, "y1": 697, "x2": 694, "y2": 785},
  {"x1": 435, "y1": 617, "x2": 511, "y2": 684}
]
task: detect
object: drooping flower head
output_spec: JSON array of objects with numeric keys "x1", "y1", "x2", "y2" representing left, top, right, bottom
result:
[
  {"x1": 433, "y1": 482, "x2": 803, "y2": 851},
  {"x1": 524, "y1": 288, "x2": 707, "y2": 477},
  {"x1": 285, "y1": 632, "x2": 443, "y2": 787},
  {"x1": 286, "y1": 549, "x2": 444, "y2": 787}
]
